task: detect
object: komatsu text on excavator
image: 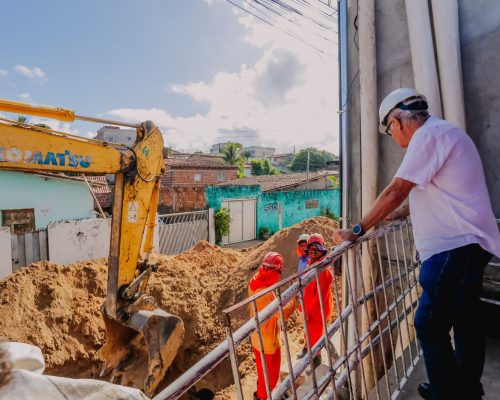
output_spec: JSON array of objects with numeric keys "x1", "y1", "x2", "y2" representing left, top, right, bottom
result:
[{"x1": 0, "y1": 99, "x2": 184, "y2": 396}]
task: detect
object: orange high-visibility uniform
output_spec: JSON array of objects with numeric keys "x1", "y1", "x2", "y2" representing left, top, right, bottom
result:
[
  {"x1": 249, "y1": 268, "x2": 296, "y2": 399},
  {"x1": 303, "y1": 257, "x2": 334, "y2": 348}
]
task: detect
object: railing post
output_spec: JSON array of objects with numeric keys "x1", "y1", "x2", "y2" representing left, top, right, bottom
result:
[{"x1": 225, "y1": 313, "x2": 244, "y2": 400}]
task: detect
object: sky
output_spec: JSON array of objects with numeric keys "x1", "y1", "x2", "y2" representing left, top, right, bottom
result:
[{"x1": 0, "y1": 0, "x2": 339, "y2": 154}]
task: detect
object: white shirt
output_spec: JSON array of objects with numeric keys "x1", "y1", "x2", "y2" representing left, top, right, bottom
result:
[{"x1": 395, "y1": 116, "x2": 500, "y2": 261}]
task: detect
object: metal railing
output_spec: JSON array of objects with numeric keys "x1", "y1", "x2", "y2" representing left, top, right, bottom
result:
[
  {"x1": 480, "y1": 218, "x2": 500, "y2": 306},
  {"x1": 157, "y1": 210, "x2": 209, "y2": 255},
  {"x1": 153, "y1": 217, "x2": 420, "y2": 400}
]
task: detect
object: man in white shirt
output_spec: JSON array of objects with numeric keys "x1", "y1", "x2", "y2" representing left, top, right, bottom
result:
[{"x1": 334, "y1": 88, "x2": 500, "y2": 400}]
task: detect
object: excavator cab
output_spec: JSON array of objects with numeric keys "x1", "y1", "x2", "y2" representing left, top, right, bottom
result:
[{"x1": 0, "y1": 99, "x2": 184, "y2": 396}]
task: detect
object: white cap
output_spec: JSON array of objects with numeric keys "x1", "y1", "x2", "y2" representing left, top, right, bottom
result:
[
  {"x1": 379, "y1": 88, "x2": 427, "y2": 133},
  {"x1": 297, "y1": 233, "x2": 310, "y2": 243}
]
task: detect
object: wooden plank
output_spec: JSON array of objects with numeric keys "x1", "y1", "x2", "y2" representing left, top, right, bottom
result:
[
  {"x1": 32, "y1": 232, "x2": 41, "y2": 262},
  {"x1": 11, "y1": 235, "x2": 20, "y2": 272},
  {"x1": 24, "y1": 233, "x2": 34, "y2": 266},
  {"x1": 18, "y1": 234, "x2": 26, "y2": 268},
  {"x1": 39, "y1": 230, "x2": 48, "y2": 260}
]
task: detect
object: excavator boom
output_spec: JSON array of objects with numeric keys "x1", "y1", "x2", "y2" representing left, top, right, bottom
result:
[{"x1": 0, "y1": 99, "x2": 184, "y2": 396}]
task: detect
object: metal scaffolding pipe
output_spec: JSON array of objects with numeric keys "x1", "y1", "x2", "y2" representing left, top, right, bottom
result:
[
  {"x1": 431, "y1": 0, "x2": 467, "y2": 130},
  {"x1": 404, "y1": 0, "x2": 443, "y2": 117}
]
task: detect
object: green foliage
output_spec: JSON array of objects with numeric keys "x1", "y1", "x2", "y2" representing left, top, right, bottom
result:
[
  {"x1": 321, "y1": 207, "x2": 341, "y2": 222},
  {"x1": 221, "y1": 142, "x2": 245, "y2": 165},
  {"x1": 214, "y1": 207, "x2": 231, "y2": 244},
  {"x1": 250, "y1": 159, "x2": 280, "y2": 176},
  {"x1": 289, "y1": 148, "x2": 338, "y2": 172},
  {"x1": 34, "y1": 123, "x2": 51, "y2": 129},
  {"x1": 237, "y1": 162, "x2": 246, "y2": 179},
  {"x1": 242, "y1": 150, "x2": 253, "y2": 159},
  {"x1": 259, "y1": 226, "x2": 271, "y2": 239},
  {"x1": 328, "y1": 175, "x2": 340, "y2": 189}
]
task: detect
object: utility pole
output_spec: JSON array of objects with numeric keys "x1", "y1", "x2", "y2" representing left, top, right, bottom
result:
[{"x1": 306, "y1": 149, "x2": 310, "y2": 190}]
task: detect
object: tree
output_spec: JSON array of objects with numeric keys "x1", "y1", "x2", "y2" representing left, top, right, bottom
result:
[
  {"x1": 221, "y1": 142, "x2": 247, "y2": 179},
  {"x1": 289, "y1": 148, "x2": 338, "y2": 172},
  {"x1": 250, "y1": 159, "x2": 280, "y2": 176},
  {"x1": 328, "y1": 175, "x2": 340, "y2": 189},
  {"x1": 16, "y1": 116, "x2": 29, "y2": 125},
  {"x1": 221, "y1": 142, "x2": 245, "y2": 165}
]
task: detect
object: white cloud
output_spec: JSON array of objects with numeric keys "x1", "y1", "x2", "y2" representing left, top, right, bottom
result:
[
  {"x1": 0, "y1": 68, "x2": 7, "y2": 78},
  {"x1": 109, "y1": 4, "x2": 339, "y2": 154},
  {"x1": 202, "y1": 0, "x2": 214, "y2": 5},
  {"x1": 17, "y1": 93, "x2": 32, "y2": 102},
  {"x1": 14, "y1": 65, "x2": 48, "y2": 83}
]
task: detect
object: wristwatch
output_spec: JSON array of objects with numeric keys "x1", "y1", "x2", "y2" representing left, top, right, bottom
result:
[{"x1": 352, "y1": 223, "x2": 365, "y2": 237}]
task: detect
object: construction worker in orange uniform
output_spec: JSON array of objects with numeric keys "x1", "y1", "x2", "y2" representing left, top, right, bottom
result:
[
  {"x1": 296, "y1": 233, "x2": 310, "y2": 272},
  {"x1": 298, "y1": 233, "x2": 334, "y2": 367},
  {"x1": 249, "y1": 252, "x2": 297, "y2": 400}
]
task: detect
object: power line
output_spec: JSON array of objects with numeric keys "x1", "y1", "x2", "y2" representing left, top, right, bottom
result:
[{"x1": 223, "y1": 0, "x2": 338, "y2": 58}]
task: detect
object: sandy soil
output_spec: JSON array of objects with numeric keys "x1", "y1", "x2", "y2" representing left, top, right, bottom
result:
[{"x1": 0, "y1": 216, "x2": 340, "y2": 397}]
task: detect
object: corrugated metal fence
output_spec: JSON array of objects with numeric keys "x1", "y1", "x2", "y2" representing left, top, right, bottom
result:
[
  {"x1": 157, "y1": 210, "x2": 210, "y2": 255},
  {"x1": 11, "y1": 230, "x2": 48, "y2": 271}
]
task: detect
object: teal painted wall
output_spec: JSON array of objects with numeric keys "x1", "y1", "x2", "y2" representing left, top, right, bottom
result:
[
  {"x1": 0, "y1": 171, "x2": 94, "y2": 229},
  {"x1": 206, "y1": 185, "x2": 340, "y2": 235},
  {"x1": 258, "y1": 189, "x2": 340, "y2": 234},
  {"x1": 206, "y1": 185, "x2": 262, "y2": 210}
]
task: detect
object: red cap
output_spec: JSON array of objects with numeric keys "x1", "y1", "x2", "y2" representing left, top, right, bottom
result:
[
  {"x1": 262, "y1": 252, "x2": 284, "y2": 274},
  {"x1": 307, "y1": 233, "x2": 327, "y2": 253}
]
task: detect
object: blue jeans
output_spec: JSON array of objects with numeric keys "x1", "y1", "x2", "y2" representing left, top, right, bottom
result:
[{"x1": 414, "y1": 243, "x2": 492, "y2": 400}]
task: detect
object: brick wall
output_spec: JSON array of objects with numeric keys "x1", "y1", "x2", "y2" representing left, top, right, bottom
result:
[
  {"x1": 159, "y1": 167, "x2": 238, "y2": 213},
  {"x1": 159, "y1": 186, "x2": 206, "y2": 213},
  {"x1": 161, "y1": 168, "x2": 238, "y2": 187}
]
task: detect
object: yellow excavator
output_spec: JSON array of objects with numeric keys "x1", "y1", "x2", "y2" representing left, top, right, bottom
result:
[{"x1": 0, "y1": 99, "x2": 184, "y2": 396}]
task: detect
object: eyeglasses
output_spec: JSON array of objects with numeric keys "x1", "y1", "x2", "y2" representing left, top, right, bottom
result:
[
  {"x1": 308, "y1": 245, "x2": 321, "y2": 252},
  {"x1": 385, "y1": 120, "x2": 393, "y2": 136}
]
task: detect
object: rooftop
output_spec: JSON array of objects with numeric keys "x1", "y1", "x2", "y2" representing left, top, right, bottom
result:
[
  {"x1": 165, "y1": 154, "x2": 237, "y2": 170},
  {"x1": 217, "y1": 170, "x2": 336, "y2": 192}
]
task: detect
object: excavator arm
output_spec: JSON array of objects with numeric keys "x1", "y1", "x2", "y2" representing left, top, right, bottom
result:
[{"x1": 0, "y1": 99, "x2": 184, "y2": 395}]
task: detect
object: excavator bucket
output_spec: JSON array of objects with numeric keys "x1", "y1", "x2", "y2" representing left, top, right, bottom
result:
[{"x1": 99, "y1": 296, "x2": 184, "y2": 396}]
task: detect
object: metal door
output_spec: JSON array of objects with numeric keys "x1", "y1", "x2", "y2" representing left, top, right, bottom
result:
[
  {"x1": 242, "y1": 199, "x2": 256, "y2": 241},
  {"x1": 221, "y1": 199, "x2": 256, "y2": 244}
]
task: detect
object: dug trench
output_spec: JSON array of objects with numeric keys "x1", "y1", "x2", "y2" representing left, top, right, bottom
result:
[{"x1": 0, "y1": 217, "x2": 340, "y2": 398}]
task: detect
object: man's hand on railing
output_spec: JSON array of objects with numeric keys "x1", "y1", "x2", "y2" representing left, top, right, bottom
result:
[{"x1": 333, "y1": 229, "x2": 357, "y2": 243}]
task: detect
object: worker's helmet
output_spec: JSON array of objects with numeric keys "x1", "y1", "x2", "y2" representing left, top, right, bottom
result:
[
  {"x1": 297, "y1": 233, "x2": 310, "y2": 244},
  {"x1": 379, "y1": 88, "x2": 428, "y2": 134},
  {"x1": 262, "y1": 252, "x2": 284, "y2": 274},
  {"x1": 307, "y1": 233, "x2": 327, "y2": 254}
]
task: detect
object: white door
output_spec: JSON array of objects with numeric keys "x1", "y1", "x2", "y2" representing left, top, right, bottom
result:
[
  {"x1": 221, "y1": 199, "x2": 256, "y2": 244},
  {"x1": 242, "y1": 199, "x2": 256, "y2": 241}
]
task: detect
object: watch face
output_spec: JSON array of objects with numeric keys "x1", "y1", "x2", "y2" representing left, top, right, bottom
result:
[{"x1": 353, "y1": 225, "x2": 361, "y2": 235}]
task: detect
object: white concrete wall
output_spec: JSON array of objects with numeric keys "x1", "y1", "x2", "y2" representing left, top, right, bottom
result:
[
  {"x1": 48, "y1": 219, "x2": 111, "y2": 264},
  {"x1": 0, "y1": 227, "x2": 12, "y2": 279},
  {"x1": 47, "y1": 217, "x2": 159, "y2": 265}
]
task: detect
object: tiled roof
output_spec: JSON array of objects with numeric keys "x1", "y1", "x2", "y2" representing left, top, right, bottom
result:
[
  {"x1": 217, "y1": 170, "x2": 335, "y2": 192},
  {"x1": 165, "y1": 155, "x2": 237, "y2": 170}
]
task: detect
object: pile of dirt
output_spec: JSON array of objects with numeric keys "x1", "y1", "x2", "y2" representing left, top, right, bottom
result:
[
  {"x1": 239, "y1": 216, "x2": 340, "y2": 276},
  {"x1": 0, "y1": 216, "x2": 340, "y2": 395},
  {"x1": 0, "y1": 261, "x2": 107, "y2": 376}
]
